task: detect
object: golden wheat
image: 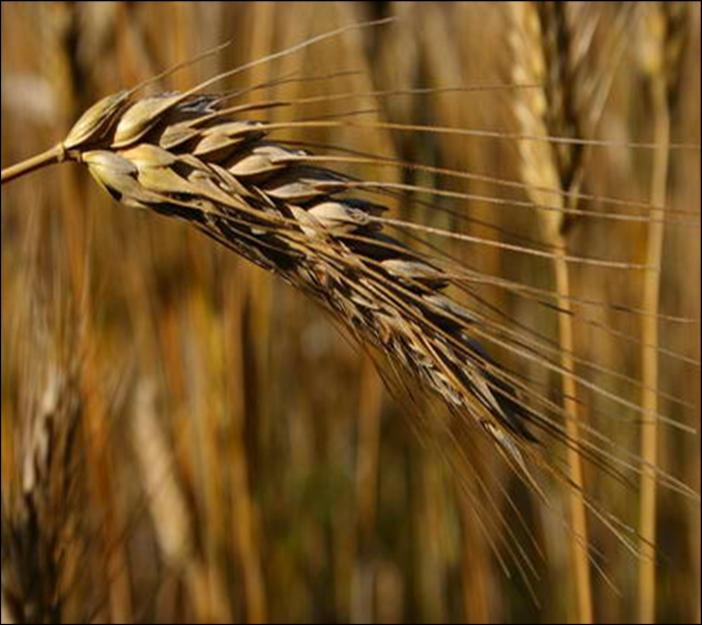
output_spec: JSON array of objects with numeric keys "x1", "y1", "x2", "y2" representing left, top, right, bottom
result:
[{"x1": 1, "y1": 7, "x2": 699, "y2": 623}]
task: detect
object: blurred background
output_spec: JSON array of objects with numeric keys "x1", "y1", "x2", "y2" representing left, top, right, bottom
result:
[{"x1": 1, "y1": 2, "x2": 699, "y2": 623}]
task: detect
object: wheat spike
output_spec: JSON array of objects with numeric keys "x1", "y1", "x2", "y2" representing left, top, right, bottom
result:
[
  {"x1": 57, "y1": 83, "x2": 541, "y2": 466},
  {"x1": 508, "y1": 2, "x2": 611, "y2": 621},
  {"x1": 1, "y1": 368, "x2": 82, "y2": 624}
]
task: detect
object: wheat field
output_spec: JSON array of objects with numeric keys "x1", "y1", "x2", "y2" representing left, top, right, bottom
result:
[{"x1": 1, "y1": 2, "x2": 700, "y2": 623}]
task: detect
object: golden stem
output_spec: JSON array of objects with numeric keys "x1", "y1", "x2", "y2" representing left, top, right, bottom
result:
[
  {"x1": 555, "y1": 234, "x2": 593, "y2": 625},
  {"x1": 638, "y1": 75, "x2": 670, "y2": 625},
  {"x1": 0, "y1": 143, "x2": 66, "y2": 185}
]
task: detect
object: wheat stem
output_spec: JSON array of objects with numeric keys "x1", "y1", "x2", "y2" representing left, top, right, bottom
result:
[
  {"x1": 638, "y1": 66, "x2": 670, "y2": 625},
  {"x1": 555, "y1": 236, "x2": 593, "y2": 624},
  {"x1": 508, "y1": 3, "x2": 600, "y2": 619},
  {"x1": 0, "y1": 144, "x2": 66, "y2": 185}
]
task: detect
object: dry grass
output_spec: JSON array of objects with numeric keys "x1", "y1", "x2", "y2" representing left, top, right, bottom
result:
[{"x1": 1, "y1": 2, "x2": 700, "y2": 623}]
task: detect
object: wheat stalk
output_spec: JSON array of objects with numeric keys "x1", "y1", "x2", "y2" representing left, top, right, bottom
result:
[
  {"x1": 509, "y1": 3, "x2": 595, "y2": 620},
  {"x1": 636, "y1": 3, "x2": 688, "y2": 622}
]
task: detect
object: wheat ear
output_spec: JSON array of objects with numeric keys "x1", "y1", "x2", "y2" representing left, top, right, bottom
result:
[
  {"x1": 1, "y1": 368, "x2": 82, "y2": 624},
  {"x1": 509, "y1": 2, "x2": 596, "y2": 621},
  {"x1": 0, "y1": 67, "x2": 558, "y2": 592}
]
